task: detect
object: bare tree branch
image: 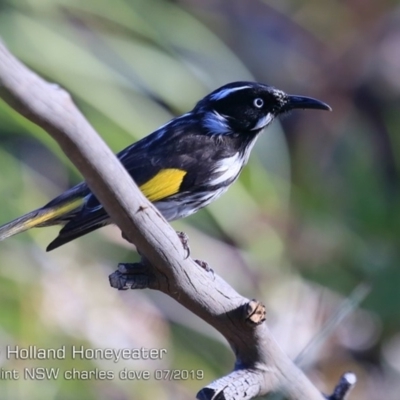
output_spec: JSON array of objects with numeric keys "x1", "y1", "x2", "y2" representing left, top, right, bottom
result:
[
  {"x1": 0, "y1": 39, "x2": 351, "y2": 399},
  {"x1": 326, "y1": 373, "x2": 357, "y2": 400}
]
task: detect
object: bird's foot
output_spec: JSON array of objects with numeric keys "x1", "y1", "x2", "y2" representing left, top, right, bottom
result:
[
  {"x1": 176, "y1": 231, "x2": 190, "y2": 259},
  {"x1": 194, "y1": 259, "x2": 214, "y2": 274}
]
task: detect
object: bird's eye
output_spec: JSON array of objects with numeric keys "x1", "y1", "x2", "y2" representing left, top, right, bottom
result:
[{"x1": 253, "y1": 98, "x2": 264, "y2": 108}]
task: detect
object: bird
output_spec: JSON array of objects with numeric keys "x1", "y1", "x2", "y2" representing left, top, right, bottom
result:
[{"x1": 0, "y1": 81, "x2": 330, "y2": 251}]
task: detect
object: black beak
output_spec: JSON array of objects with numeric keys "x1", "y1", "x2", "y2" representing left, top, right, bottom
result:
[{"x1": 282, "y1": 95, "x2": 331, "y2": 112}]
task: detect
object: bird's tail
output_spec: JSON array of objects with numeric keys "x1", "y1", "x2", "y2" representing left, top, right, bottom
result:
[{"x1": 0, "y1": 198, "x2": 83, "y2": 242}]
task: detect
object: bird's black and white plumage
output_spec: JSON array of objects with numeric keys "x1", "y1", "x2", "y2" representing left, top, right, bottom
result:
[{"x1": 0, "y1": 81, "x2": 331, "y2": 250}]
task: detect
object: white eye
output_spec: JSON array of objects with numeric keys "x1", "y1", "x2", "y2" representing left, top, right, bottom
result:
[{"x1": 253, "y1": 98, "x2": 264, "y2": 108}]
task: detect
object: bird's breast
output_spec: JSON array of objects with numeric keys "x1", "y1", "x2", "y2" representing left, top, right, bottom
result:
[{"x1": 209, "y1": 152, "x2": 245, "y2": 187}]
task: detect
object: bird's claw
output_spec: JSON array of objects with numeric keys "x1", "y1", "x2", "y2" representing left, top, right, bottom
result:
[
  {"x1": 194, "y1": 259, "x2": 214, "y2": 275},
  {"x1": 176, "y1": 231, "x2": 190, "y2": 259}
]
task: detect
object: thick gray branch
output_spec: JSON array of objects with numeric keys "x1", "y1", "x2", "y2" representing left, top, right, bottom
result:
[{"x1": 0, "y1": 39, "x2": 343, "y2": 399}]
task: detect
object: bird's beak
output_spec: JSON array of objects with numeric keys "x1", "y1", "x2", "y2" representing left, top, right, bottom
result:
[{"x1": 283, "y1": 95, "x2": 332, "y2": 112}]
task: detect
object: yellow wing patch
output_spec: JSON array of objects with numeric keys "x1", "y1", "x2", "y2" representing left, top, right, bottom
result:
[{"x1": 139, "y1": 169, "x2": 187, "y2": 202}]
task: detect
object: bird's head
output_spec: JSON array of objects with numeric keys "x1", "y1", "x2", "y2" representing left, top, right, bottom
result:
[{"x1": 195, "y1": 81, "x2": 331, "y2": 135}]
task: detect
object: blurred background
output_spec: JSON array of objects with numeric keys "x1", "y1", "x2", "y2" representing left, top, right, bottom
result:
[{"x1": 0, "y1": 0, "x2": 399, "y2": 399}]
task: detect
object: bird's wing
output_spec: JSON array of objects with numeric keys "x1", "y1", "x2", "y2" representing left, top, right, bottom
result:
[{"x1": 47, "y1": 124, "x2": 235, "y2": 250}]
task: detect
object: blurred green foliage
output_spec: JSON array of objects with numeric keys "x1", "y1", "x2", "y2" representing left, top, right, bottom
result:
[{"x1": 0, "y1": 0, "x2": 399, "y2": 399}]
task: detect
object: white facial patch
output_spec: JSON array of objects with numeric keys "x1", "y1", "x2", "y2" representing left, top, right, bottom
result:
[
  {"x1": 210, "y1": 85, "x2": 251, "y2": 101},
  {"x1": 251, "y1": 113, "x2": 274, "y2": 131},
  {"x1": 272, "y1": 89, "x2": 287, "y2": 107},
  {"x1": 203, "y1": 111, "x2": 231, "y2": 135}
]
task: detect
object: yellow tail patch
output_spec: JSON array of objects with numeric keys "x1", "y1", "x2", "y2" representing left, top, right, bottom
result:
[
  {"x1": 140, "y1": 169, "x2": 187, "y2": 202},
  {"x1": 0, "y1": 198, "x2": 84, "y2": 241},
  {"x1": 25, "y1": 198, "x2": 83, "y2": 229}
]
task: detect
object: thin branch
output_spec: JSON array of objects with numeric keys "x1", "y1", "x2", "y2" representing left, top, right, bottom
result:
[
  {"x1": 0, "y1": 39, "x2": 347, "y2": 400},
  {"x1": 295, "y1": 283, "x2": 370, "y2": 369},
  {"x1": 326, "y1": 373, "x2": 357, "y2": 400}
]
